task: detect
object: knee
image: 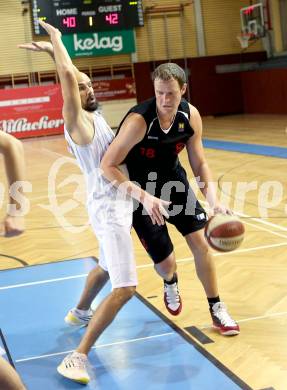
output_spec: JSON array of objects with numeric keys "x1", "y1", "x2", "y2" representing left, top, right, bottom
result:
[
  {"x1": 123, "y1": 286, "x2": 136, "y2": 300},
  {"x1": 155, "y1": 253, "x2": 176, "y2": 275},
  {"x1": 195, "y1": 239, "x2": 210, "y2": 257},
  {"x1": 97, "y1": 265, "x2": 109, "y2": 279},
  {"x1": 187, "y1": 231, "x2": 210, "y2": 256},
  {"x1": 113, "y1": 286, "x2": 136, "y2": 303}
]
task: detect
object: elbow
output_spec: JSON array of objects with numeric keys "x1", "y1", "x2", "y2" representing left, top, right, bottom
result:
[
  {"x1": 8, "y1": 136, "x2": 24, "y2": 158},
  {"x1": 63, "y1": 67, "x2": 74, "y2": 79},
  {"x1": 100, "y1": 158, "x2": 117, "y2": 181},
  {"x1": 99, "y1": 159, "x2": 109, "y2": 178},
  {"x1": 58, "y1": 66, "x2": 74, "y2": 80}
]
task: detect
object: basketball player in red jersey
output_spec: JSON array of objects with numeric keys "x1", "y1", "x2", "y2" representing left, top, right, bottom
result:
[{"x1": 101, "y1": 63, "x2": 240, "y2": 336}]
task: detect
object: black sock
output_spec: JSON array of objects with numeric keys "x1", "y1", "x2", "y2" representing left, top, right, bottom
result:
[
  {"x1": 164, "y1": 273, "x2": 178, "y2": 285},
  {"x1": 208, "y1": 296, "x2": 220, "y2": 310}
]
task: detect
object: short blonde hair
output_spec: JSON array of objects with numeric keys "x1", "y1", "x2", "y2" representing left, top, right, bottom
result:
[{"x1": 152, "y1": 63, "x2": 186, "y2": 88}]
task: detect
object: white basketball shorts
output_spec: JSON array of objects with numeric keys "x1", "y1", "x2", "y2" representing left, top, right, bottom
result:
[{"x1": 88, "y1": 195, "x2": 137, "y2": 289}]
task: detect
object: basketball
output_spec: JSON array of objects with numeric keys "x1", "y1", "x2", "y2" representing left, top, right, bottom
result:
[{"x1": 204, "y1": 214, "x2": 245, "y2": 252}]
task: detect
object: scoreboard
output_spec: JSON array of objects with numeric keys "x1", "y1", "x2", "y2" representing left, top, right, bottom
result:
[{"x1": 31, "y1": 0, "x2": 144, "y2": 35}]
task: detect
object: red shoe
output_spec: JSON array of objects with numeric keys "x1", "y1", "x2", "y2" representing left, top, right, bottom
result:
[
  {"x1": 164, "y1": 281, "x2": 182, "y2": 316},
  {"x1": 210, "y1": 302, "x2": 240, "y2": 336}
]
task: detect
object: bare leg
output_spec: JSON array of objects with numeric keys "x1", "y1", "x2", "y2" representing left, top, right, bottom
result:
[
  {"x1": 185, "y1": 229, "x2": 219, "y2": 297},
  {"x1": 1, "y1": 216, "x2": 24, "y2": 237},
  {"x1": 154, "y1": 252, "x2": 176, "y2": 281},
  {"x1": 0, "y1": 134, "x2": 26, "y2": 238},
  {"x1": 0, "y1": 356, "x2": 26, "y2": 390},
  {"x1": 77, "y1": 266, "x2": 109, "y2": 310},
  {"x1": 77, "y1": 286, "x2": 135, "y2": 355}
]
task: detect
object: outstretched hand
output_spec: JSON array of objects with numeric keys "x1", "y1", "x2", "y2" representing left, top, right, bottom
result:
[
  {"x1": 210, "y1": 203, "x2": 233, "y2": 216},
  {"x1": 18, "y1": 41, "x2": 53, "y2": 54},
  {"x1": 38, "y1": 19, "x2": 61, "y2": 38},
  {"x1": 142, "y1": 193, "x2": 171, "y2": 225}
]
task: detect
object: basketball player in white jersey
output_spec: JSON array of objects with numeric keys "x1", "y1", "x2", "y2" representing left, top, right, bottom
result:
[{"x1": 19, "y1": 20, "x2": 169, "y2": 384}]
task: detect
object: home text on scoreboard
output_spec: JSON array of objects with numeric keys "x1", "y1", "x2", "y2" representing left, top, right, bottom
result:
[{"x1": 32, "y1": 0, "x2": 144, "y2": 35}]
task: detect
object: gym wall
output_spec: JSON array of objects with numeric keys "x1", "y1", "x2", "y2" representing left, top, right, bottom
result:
[
  {"x1": 0, "y1": 1, "x2": 286, "y2": 115},
  {"x1": 0, "y1": 0, "x2": 264, "y2": 76}
]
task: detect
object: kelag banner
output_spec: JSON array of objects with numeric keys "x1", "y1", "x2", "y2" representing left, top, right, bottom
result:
[
  {"x1": 0, "y1": 79, "x2": 135, "y2": 139},
  {"x1": 62, "y1": 30, "x2": 135, "y2": 58}
]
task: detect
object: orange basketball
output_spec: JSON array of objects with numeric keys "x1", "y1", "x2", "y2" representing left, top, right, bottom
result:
[{"x1": 204, "y1": 214, "x2": 245, "y2": 252}]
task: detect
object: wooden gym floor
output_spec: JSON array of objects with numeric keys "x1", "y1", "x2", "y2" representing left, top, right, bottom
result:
[{"x1": 0, "y1": 114, "x2": 287, "y2": 390}]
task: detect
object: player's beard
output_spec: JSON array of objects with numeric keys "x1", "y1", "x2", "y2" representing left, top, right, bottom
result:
[{"x1": 84, "y1": 99, "x2": 99, "y2": 112}]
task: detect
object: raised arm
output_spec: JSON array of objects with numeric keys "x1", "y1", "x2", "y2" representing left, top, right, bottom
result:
[
  {"x1": 100, "y1": 114, "x2": 170, "y2": 225},
  {"x1": 36, "y1": 20, "x2": 83, "y2": 132},
  {"x1": 18, "y1": 41, "x2": 82, "y2": 81}
]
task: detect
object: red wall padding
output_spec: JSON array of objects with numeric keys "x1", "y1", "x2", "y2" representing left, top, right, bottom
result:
[
  {"x1": 134, "y1": 52, "x2": 269, "y2": 116},
  {"x1": 241, "y1": 68, "x2": 287, "y2": 114}
]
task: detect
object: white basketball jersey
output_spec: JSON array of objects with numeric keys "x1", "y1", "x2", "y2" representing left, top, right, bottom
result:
[
  {"x1": 64, "y1": 111, "x2": 137, "y2": 289},
  {"x1": 64, "y1": 110, "x2": 132, "y2": 227},
  {"x1": 64, "y1": 111, "x2": 115, "y2": 204}
]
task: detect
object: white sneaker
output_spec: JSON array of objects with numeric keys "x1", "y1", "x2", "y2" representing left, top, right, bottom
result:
[
  {"x1": 164, "y1": 281, "x2": 182, "y2": 316},
  {"x1": 57, "y1": 351, "x2": 90, "y2": 384},
  {"x1": 210, "y1": 302, "x2": 240, "y2": 336},
  {"x1": 65, "y1": 308, "x2": 93, "y2": 326}
]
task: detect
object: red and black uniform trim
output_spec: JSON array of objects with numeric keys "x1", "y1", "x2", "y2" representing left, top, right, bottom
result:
[{"x1": 116, "y1": 97, "x2": 207, "y2": 263}]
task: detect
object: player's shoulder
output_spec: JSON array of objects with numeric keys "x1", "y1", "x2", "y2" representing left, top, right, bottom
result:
[
  {"x1": 188, "y1": 104, "x2": 202, "y2": 137},
  {"x1": 131, "y1": 97, "x2": 156, "y2": 115},
  {"x1": 187, "y1": 103, "x2": 201, "y2": 120},
  {"x1": 117, "y1": 112, "x2": 147, "y2": 143},
  {"x1": 124, "y1": 112, "x2": 146, "y2": 127},
  {"x1": 127, "y1": 98, "x2": 156, "y2": 130}
]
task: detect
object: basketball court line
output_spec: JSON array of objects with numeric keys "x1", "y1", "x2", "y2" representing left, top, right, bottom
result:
[
  {"x1": 15, "y1": 332, "x2": 174, "y2": 363},
  {"x1": 1, "y1": 240, "x2": 287, "y2": 291},
  {"x1": 30, "y1": 138, "x2": 287, "y2": 160},
  {"x1": 135, "y1": 292, "x2": 253, "y2": 390},
  {"x1": 0, "y1": 273, "x2": 89, "y2": 290},
  {"x1": 15, "y1": 217, "x2": 286, "y2": 269},
  {"x1": 28, "y1": 142, "x2": 287, "y2": 233},
  {"x1": 1, "y1": 239, "x2": 287, "y2": 331},
  {"x1": 201, "y1": 310, "x2": 287, "y2": 330},
  {"x1": 1, "y1": 259, "x2": 251, "y2": 390},
  {"x1": 142, "y1": 241, "x2": 287, "y2": 265},
  {"x1": 25, "y1": 143, "x2": 68, "y2": 159},
  {"x1": 203, "y1": 139, "x2": 287, "y2": 158},
  {"x1": 0, "y1": 329, "x2": 15, "y2": 368},
  {"x1": 242, "y1": 220, "x2": 287, "y2": 239},
  {"x1": 238, "y1": 211, "x2": 287, "y2": 233},
  {"x1": 4, "y1": 143, "x2": 286, "y2": 340},
  {"x1": 200, "y1": 200, "x2": 287, "y2": 237},
  {"x1": 0, "y1": 254, "x2": 28, "y2": 266}
]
